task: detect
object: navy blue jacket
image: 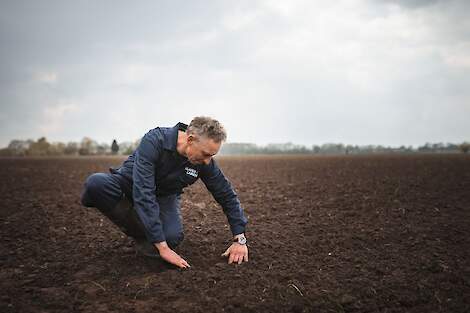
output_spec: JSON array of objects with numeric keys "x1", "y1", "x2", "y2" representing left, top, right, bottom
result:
[{"x1": 114, "y1": 122, "x2": 248, "y2": 243}]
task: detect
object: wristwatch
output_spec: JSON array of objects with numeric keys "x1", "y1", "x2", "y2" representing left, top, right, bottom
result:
[{"x1": 233, "y1": 234, "x2": 247, "y2": 245}]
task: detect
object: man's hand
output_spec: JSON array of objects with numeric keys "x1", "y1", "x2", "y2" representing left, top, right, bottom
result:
[
  {"x1": 221, "y1": 242, "x2": 249, "y2": 264},
  {"x1": 155, "y1": 241, "x2": 190, "y2": 269}
]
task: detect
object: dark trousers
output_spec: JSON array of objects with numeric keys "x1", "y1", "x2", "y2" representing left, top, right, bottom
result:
[{"x1": 80, "y1": 172, "x2": 184, "y2": 248}]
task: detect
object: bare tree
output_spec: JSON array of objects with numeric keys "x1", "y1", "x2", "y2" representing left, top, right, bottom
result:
[{"x1": 111, "y1": 139, "x2": 119, "y2": 155}]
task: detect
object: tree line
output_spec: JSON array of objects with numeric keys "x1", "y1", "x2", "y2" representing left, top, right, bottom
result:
[
  {"x1": 220, "y1": 142, "x2": 470, "y2": 155},
  {"x1": 0, "y1": 137, "x2": 468, "y2": 156},
  {"x1": 0, "y1": 137, "x2": 140, "y2": 156}
]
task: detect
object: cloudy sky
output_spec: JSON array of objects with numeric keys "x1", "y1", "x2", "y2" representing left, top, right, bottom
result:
[{"x1": 1, "y1": 0, "x2": 469, "y2": 148}]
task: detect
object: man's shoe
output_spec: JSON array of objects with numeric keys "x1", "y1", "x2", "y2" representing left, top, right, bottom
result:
[{"x1": 135, "y1": 240, "x2": 161, "y2": 258}]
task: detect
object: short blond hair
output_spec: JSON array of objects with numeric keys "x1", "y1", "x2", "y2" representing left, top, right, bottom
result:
[{"x1": 187, "y1": 116, "x2": 227, "y2": 143}]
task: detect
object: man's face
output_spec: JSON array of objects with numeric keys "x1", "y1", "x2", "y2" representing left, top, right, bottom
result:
[{"x1": 186, "y1": 135, "x2": 221, "y2": 165}]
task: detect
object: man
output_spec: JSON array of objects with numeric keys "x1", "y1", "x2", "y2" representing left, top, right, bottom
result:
[{"x1": 80, "y1": 116, "x2": 248, "y2": 269}]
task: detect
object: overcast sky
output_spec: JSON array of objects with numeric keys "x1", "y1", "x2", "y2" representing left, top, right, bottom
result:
[{"x1": 1, "y1": 0, "x2": 469, "y2": 148}]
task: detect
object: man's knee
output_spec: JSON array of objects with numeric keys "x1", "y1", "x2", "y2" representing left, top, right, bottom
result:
[
  {"x1": 166, "y1": 232, "x2": 184, "y2": 249},
  {"x1": 80, "y1": 173, "x2": 106, "y2": 207}
]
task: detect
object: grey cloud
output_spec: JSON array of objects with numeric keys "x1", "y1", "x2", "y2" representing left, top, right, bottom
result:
[
  {"x1": 381, "y1": 0, "x2": 442, "y2": 9},
  {"x1": 0, "y1": 0, "x2": 469, "y2": 148}
]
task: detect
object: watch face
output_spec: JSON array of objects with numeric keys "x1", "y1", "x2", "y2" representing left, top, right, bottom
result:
[{"x1": 238, "y1": 236, "x2": 247, "y2": 245}]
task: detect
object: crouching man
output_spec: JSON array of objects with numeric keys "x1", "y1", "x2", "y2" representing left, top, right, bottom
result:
[{"x1": 80, "y1": 116, "x2": 249, "y2": 269}]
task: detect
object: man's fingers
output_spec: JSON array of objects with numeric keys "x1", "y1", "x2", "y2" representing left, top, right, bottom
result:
[
  {"x1": 221, "y1": 247, "x2": 230, "y2": 257},
  {"x1": 232, "y1": 255, "x2": 238, "y2": 264},
  {"x1": 222, "y1": 246, "x2": 250, "y2": 264},
  {"x1": 179, "y1": 261, "x2": 189, "y2": 269},
  {"x1": 234, "y1": 254, "x2": 241, "y2": 264},
  {"x1": 180, "y1": 255, "x2": 190, "y2": 267},
  {"x1": 182, "y1": 259, "x2": 190, "y2": 268},
  {"x1": 159, "y1": 249, "x2": 191, "y2": 269}
]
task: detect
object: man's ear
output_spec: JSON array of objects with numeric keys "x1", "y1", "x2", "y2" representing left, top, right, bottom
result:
[{"x1": 187, "y1": 134, "x2": 196, "y2": 144}]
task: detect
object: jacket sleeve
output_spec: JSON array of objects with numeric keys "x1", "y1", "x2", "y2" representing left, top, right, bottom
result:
[
  {"x1": 132, "y1": 130, "x2": 166, "y2": 243},
  {"x1": 200, "y1": 159, "x2": 248, "y2": 236}
]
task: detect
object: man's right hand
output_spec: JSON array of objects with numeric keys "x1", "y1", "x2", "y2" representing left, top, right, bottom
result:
[{"x1": 155, "y1": 241, "x2": 190, "y2": 269}]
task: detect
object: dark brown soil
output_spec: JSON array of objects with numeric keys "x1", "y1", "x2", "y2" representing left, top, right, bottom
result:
[{"x1": 1, "y1": 154, "x2": 469, "y2": 313}]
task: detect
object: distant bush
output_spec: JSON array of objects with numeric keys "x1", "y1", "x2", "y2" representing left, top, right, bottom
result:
[{"x1": 460, "y1": 142, "x2": 470, "y2": 154}]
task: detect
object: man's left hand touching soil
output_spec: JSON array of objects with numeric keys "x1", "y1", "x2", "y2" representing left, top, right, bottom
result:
[{"x1": 221, "y1": 234, "x2": 249, "y2": 264}]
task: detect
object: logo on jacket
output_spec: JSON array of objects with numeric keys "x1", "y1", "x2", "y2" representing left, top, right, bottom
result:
[{"x1": 185, "y1": 167, "x2": 198, "y2": 178}]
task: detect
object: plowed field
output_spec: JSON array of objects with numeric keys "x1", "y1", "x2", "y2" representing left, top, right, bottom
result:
[{"x1": 1, "y1": 155, "x2": 469, "y2": 312}]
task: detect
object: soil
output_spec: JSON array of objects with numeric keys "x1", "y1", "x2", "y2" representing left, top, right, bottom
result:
[{"x1": 0, "y1": 154, "x2": 469, "y2": 313}]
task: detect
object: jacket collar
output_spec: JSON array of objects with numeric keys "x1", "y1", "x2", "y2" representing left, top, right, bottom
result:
[{"x1": 162, "y1": 122, "x2": 188, "y2": 151}]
